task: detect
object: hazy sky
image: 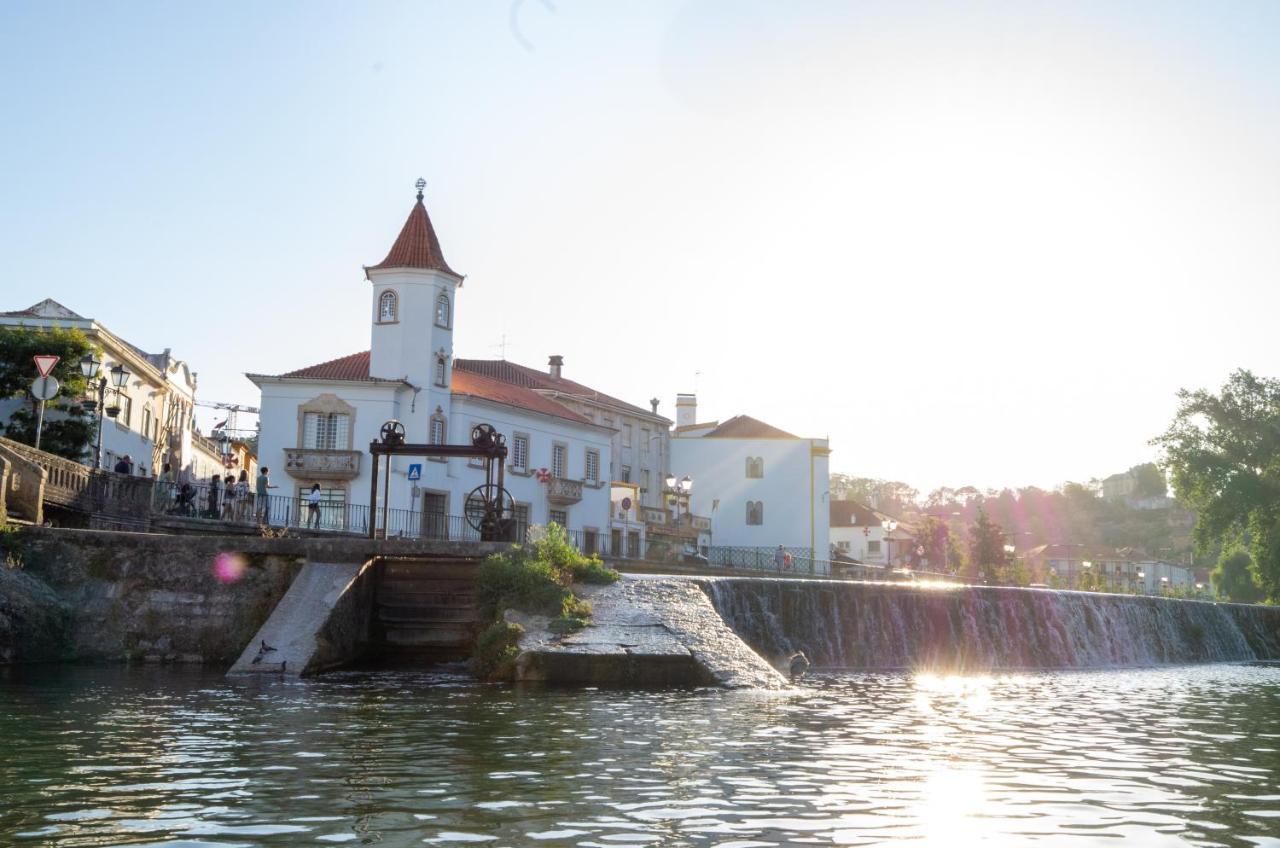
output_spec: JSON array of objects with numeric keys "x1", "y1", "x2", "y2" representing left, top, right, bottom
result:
[{"x1": 3, "y1": 1, "x2": 1278, "y2": 495}]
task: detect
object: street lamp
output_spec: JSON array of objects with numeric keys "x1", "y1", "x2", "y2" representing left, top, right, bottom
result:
[
  {"x1": 78, "y1": 354, "x2": 130, "y2": 470},
  {"x1": 665, "y1": 473, "x2": 693, "y2": 523},
  {"x1": 1136, "y1": 570, "x2": 1145, "y2": 594},
  {"x1": 881, "y1": 519, "x2": 898, "y2": 565},
  {"x1": 1081, "y1": 560, "x2": 1092, "y2": 590}
]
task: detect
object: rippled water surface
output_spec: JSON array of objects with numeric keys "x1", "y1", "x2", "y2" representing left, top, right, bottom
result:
[{"x1": 3, "y1": 664, "x2": 1280, "y2": 846}]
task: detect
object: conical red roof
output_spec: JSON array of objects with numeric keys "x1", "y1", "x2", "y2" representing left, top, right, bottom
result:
[{"x1": 366, "y1": 194, "x2": 460, "y2": 277}]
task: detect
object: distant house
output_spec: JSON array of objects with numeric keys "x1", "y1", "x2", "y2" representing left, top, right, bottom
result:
[
  {"x1": 829, "y1": 500, "x2": 917, "y2": 567},
  {"x1": 671, "y1": 395, "x2": 830, "y2": 571},
  {"x1": 0, "y1": 298, "x2": 222, "y2": 479},
  {"x1": 1022, "y1": 543, "x2": 1196, "y2": 592}
]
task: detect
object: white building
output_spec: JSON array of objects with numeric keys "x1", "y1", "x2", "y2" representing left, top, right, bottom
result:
[
  {"x1": 829, "y1": 500, "x2": 916, "y2": 566},
  {"x1": 249, "y1": 185, "x2": 614, "y2": 540},
  {"x1": 0, "y1": 298, "x2": 221, "y2": 478},
  {"x1": 670, "y1": 394, "x2": 830, "y2": 571}
]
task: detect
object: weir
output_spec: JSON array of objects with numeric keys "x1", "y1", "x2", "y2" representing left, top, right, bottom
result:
[{"x1": 700, "y1": 578, "x2": 1280, "y2": 671}]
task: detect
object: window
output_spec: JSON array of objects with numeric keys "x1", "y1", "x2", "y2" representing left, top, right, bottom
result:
[
  {"x1": 622, "y1": 423, "x2": 633, "y2": 447},
  {"x1": 867, "y1": 540, "x2": 882, "y2": 555},
  {"x1": 303, "y1": 413, "x2": 351, "y2": 450},
  {"x1": 430, "y1": 415, "x2": 446, "y2": 445},
  {"x1": 746, "y1": 457, "x2": 764, "y2": 478},
  {"x1": 378, "y1": 290, "x2": 398, "y2": 323},
  {"x1": 141, "y1": 405, "x2": 153, "y2": 441},
  {"x1": 512, "y1": 433, "x2": 529, "y2": 471},
  {"x1": 746, "y1": 500, "x2": 764, "y2": 525},
  {"x1": 552, "y1": 443, "x2": 567, "y2": 478},
  {"x1": 116, "y1": 394, "x2": 133, "y2": 427},
  {"x1": 641, "y1": 427, "x2": 650, "y2": 452},
  {"x1": 585, "y1": 449, "x2": 599, "y2": 483},
  {"x1": 513, "y1": 503, "x2": 530, "y2": 541},
  {"x1": 549, "y1": 508, "x2": 568, "y2": 527},
  {"x1": 435, "y1": 292, "x2": 451, "y2": 328},
  {"x1": 435, "y1": 356, "x2": 447, "y2": 387},
  {"x1": 641, "y1": 469, "x2": 650, "y2": 495},
  {"x1": 620, "y1": 465, "x2": 631, "y2": 483},
  {"x1": 297, "y1": 487, "x2": 347, "y2": 529}
]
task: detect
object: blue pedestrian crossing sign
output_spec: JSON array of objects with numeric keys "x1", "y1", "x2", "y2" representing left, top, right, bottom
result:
[{"x1": 407, "y1": 463, "x2": 422, "y2": 481}]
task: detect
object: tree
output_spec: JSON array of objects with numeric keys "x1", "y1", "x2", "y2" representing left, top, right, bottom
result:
[
  {"x1": 1212, "y1": 548, "x2": 1266, "y2": 603},
  {"x1": 0, "y1": 326, "x2": 96, "y2": 461},
  {"x1": 828, "y1": 475, "x2": 919, "y2": 514},
  {"x1": 967, "y1": 506, "x2": 1008, "y2": 584},
  {"x1": 1154, "y1": 369, "x2": 1280, "y2": 600},
  {"x1": 1129, "y1": 462, "x2": 1168, "y2": 499},
  {"x1": 913, "y1": 515, "x2": 951, "y2": 572}
]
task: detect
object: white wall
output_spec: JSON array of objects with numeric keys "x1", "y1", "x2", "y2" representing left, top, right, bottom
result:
[{"x1": 672, "y1": 435, "x2": 829, "y2": 562}]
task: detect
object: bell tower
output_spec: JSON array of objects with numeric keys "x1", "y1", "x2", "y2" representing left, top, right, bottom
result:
[{"x1": 365, "y1": 178, "x2": 464, "y2": 431}]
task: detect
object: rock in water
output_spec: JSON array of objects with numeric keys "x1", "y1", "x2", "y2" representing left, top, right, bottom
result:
[{"x1": 788, "y1": 651, "x2": 810, "y2": 681}]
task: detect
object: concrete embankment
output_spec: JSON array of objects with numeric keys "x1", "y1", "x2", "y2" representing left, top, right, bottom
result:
[
  {"x1": 511, "y1": 576, "x2": 789, "y2": 689},
  {"x1": 0, "y1": 527, "x2": 502, "y2": 667}
]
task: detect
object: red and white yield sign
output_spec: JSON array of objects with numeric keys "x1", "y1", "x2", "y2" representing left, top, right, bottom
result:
[{"x1": 33, "y1": 355, "x2": 60, "y2": 378}]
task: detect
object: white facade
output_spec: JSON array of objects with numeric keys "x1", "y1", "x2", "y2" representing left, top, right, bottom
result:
[
  {"x1": 670, "y1": 399, "x2": 830, "y2": 571},
  {"x1": 0, "y1": 299, "x2": 204, "y2": 478},
  {"x1": 249, "y1": 189, "x2": 614, "y2": 539}
]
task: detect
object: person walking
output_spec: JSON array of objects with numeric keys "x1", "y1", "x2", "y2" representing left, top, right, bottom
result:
[
  {"x1": 255, "y1": 467, "x2": 277, "y2": 524},
  {"x1": 234, "y1": 470, "x2": 251, "y2": 522},
  {"x1": 306, "y1": 483, "x2": 323, "y2": 529}
]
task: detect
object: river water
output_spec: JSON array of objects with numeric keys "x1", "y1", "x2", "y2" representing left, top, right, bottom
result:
[{"x1": 2, "y1": 664, "x2": 1279, "y2": 847}]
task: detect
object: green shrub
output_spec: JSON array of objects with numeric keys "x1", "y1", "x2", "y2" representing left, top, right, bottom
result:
[
  {"x1": 569, "y1": 558, "x2": 620, "y2": 585},
  {"x1": 548, "y1": 615, "x2": 588, "y2": 635},
  {"x1": 473, "y1": 620, "x2": 524, "y2": 679}
]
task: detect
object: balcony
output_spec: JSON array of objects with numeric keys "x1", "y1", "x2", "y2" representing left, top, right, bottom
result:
[
  {"x1": 285, "y1": 448, "x2": 361, "y2": 480},
  {"x1": 547, "y1": 476, "x2": 583, "y2": 505}
]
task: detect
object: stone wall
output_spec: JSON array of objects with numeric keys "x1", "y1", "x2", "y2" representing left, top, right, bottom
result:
[{"x1": 0, "y1": 526, "x2": 508, "y2": 666}]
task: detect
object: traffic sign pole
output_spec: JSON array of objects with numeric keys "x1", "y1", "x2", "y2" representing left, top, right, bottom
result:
[
  {"x1": 35, "y1": 399, "x2": 46, "y2": 451},
  {"x1": 29, "y1": 375, "x2": 61, "y2": 452}
]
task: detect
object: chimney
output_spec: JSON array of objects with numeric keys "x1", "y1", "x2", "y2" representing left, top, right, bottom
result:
[
  {"x1": 548, "y1": 354, "x2": 563, "y2": 380},
  {"x1": 675, "y1": 393, "x2": 696, "y2": 428},
  {"x1": 649, "y1": 397, "x2": 659, "y2": 414}
]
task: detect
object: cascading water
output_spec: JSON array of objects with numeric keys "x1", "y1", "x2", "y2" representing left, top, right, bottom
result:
[{"x1": 700, "y1": 578, "x2": 1280, "y2": 671}]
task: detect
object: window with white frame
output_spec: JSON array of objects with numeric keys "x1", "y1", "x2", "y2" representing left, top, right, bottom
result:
[
  {"x1": 303, "y1": 412, "x2": 351, "y2": 450},
  {"x1": 429, "y1": 413, "x2": 446, "y2": 459},
  {"x1": 435, "y1": 355, "x2": 447, "y2": 387},
  {"x1": 116, "y1": 394, "x2": 133, "y2": 427},
  {"x1": 746, "y1": 500, "x2": 764, "y2": 525},
  {"x1": 585, "y1": 449, "x2": 599, "y2": 483},
  {"x1": 378, "y1": 290, "x2": 398, "y2": 323},
  {"x1": 552, "y1": 443, "x2": 567, "y2": 478},
  {"x1": 512, "y1": 433, "x2": 529, "y2": 471},
  {"x1": 549, "y1": 508, "x2": 568, "y2": 527},
  {"x1": 435, "y1": 292, "x2": 451, "y2": 328},
  {"x1": 867, "y1": 540, "x2": 882, "y2": 555},
  {"x1": 745, "y1": 456, "x2": 764, "y2": 478}
]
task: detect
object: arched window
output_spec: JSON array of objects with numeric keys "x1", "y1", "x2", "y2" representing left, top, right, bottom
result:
[
  {"x1": 435, "y1": 292, "x2": 451, "y2": 328},
  {"x1": 746, "y1": 501, "x2": 764, "y2": 525},
  {"x1": 430, "y1": 410, "x2": 446, "y2": 445},
  {"x1": 378, "y1": 290, "x2": 398, "y2": 323},
  {"x1": 434, "y1": 355, "x2": 448, "y2": 387},
  {"x1": 745, "y1": 457, "x2": 764, "y2": 478}
]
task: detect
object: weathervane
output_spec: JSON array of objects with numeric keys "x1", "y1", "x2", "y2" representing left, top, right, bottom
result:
[{"x1": 415, "y1": 177, "x2": 426, "y2": 201}]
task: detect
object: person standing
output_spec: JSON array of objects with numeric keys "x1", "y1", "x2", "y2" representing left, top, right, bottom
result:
[
  {"x1": 234, "y1": 470, "x2": 251, "y2": 522},
  {"x1": 256, "y1": 467, "x2": 277, "y2": 524},
  {"x1": 113, "y1": 454, "x2": 133, "y2": 475},
  {"x1": 774, "y1": 544, "x2": 787, "y2": 572},
  {"x1": 221, "y1": 474, "x2": 237, "y2": 521},
  {"x1": 207, "y1": 473, "x2": 221, "y2": 518},
  {"x1": 306, "y1": 483, "x2": 322, "y2": 529}
]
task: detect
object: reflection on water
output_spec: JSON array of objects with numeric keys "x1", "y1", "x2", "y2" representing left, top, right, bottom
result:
[{"x1": 2, "y1": 664, "x2": 1279, "y2": 846}]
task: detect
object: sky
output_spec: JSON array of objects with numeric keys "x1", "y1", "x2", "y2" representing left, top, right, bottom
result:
[{"x1": 2, "y1": 1, "x2": 1278, "y2": 495}]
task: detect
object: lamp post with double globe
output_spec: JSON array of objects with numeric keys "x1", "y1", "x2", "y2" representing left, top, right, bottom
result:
[{"x1": 79, "y1": 354, "x2": 131, "y2": 471}]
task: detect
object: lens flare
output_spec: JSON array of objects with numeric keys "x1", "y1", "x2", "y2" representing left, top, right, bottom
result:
[{"x1": 213, "y1": 552, "x2": 247, "y2": 584}]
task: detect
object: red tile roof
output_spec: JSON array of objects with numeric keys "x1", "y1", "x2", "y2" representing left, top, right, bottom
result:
[
  {"x1": 451, "y1": 369, "x2": 595, "y2": 425},
  {"x1": 704, "y1": 415, "x2": 798, "y2": 439},
  {"x1": 269, "y1": 350, "x2": 596, "y2": 425},
  {"x1": 366, "y1": 196, "x2": 461, "y2": 278},
  {"x1": 454, "y1": 359, "x2": 666, "y2": 421},
  {"x1": 279, "y1": 351, "x2": 381, "y2": 381}
]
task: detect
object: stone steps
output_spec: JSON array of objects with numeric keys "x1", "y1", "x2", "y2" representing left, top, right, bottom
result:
[{"x1": 373, "y1": 557, "x2": 483, "y2": 663}]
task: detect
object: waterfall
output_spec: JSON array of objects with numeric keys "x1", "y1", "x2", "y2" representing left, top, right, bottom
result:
[{"x1": 700, "y1": 579, "x2": 1280, "y2": 671}]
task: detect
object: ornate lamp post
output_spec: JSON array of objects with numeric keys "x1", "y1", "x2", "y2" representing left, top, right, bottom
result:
[
  {"x1": 79, "y1": 354, "x2": 130, "y2": 470},
  {"x1": 664, "y1": 473, "x2": 693, "y2": 523},
  {"x1": 881, "y1": 519, "x2": 898, "y2": 565},
  {"x1": 1081, "y1": 559, "x2": 1092, "y2": 590}
]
